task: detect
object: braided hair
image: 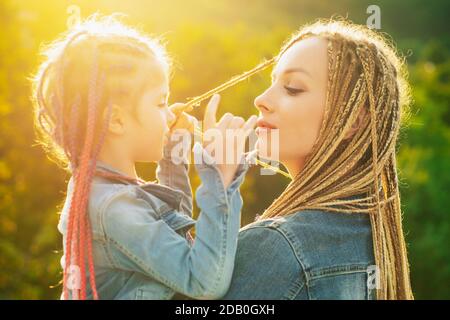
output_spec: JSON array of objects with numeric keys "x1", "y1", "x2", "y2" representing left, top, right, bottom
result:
[
  {"x1": 183, "y1": 19, "x2": 413, "y2": 300},
  {"x1": 258, "y1": 20, "x2": 413, "y2": 300}
]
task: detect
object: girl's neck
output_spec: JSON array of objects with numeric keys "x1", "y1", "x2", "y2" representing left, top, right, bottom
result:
[{"x1": 97, "y1": 149, "x2": 138, "y2": 180}]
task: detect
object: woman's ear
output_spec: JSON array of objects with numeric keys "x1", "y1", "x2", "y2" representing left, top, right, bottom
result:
[
  {"x1": 106, "y1": 104, "x2": 126, "y2": 135},
  {"x1": 344, "y1": 107, "x2": 368, "y2": 140}
]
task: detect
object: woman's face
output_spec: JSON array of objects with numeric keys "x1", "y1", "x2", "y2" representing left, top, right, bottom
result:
[{"x1": 254, "y1": 36, "x2": 328, "y2": 175}]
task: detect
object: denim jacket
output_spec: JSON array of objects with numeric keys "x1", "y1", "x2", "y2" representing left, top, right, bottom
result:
[
  {"x1": 57, "y1": 137, "x2": 249, "y2": 300},
  {"x1": 223, "y1": 208, "x2": 377, "y2": 300}
]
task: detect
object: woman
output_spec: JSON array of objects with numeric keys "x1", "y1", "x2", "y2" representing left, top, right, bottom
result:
[{"x1": 223, "y1": 19, "x2": 414, "y2": 300}]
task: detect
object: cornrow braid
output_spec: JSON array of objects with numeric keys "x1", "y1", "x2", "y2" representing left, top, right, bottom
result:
[
  {"x1": 63, "y1": 48, "x2": 100, "y2": 300},
  {"x1": 184, "y1": 57, "x2": 277, "y2": 109}
]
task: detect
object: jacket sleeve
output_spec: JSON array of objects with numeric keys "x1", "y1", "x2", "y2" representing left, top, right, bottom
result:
[
  {"x1": 155, "y1": 130, "x2": 193, "y2": 217},
  {"x1": 102, "y1": 143, "x2": 249, "y2": 299}
]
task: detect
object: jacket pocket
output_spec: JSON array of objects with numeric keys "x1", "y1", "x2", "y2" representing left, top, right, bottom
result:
[
  {"x1": 309, "y1": 264, "x2": 370, "y2": 300},
  {"x1": 135, "y1": 284, "x2": 174, "y2": 300}
]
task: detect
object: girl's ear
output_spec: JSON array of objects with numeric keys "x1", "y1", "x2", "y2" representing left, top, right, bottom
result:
[
  {"x1": 344, "y1": 107, "x2": 368, "y2": 140},
  {"x1": 106, "y1": 104, "x2": 126, "y2": 135}
]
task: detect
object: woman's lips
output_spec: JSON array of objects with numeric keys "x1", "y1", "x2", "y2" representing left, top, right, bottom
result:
[
  {"x1": 256, "y1": 118, "x2": 277, "y2": 135},
  {"x1": 256, "y1": 118, "x2": 277, "y2": 129}
]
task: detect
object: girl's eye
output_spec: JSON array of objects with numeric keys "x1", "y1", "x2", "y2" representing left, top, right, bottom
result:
[{"x1": 284, "y1": 86, "x2": 305, "y2": 96}]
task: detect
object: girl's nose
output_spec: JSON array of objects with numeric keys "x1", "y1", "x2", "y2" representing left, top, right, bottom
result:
[{"x1": 167, "y1": 108, "x2": 176, "y2": 127}]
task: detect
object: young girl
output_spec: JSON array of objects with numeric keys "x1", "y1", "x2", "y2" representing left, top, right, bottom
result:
[{"x1": 31, "y1": 16, "x2": 256, "y2": 300}]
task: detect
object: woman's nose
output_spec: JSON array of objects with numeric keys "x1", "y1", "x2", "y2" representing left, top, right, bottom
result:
[{"x1": 254, "y1": 90, "x2": 273, "y2": 113}]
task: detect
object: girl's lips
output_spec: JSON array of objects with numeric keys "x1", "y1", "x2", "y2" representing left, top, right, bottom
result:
[{"x1": 163, "y1": 131, "x2": 170, "y2": 144}]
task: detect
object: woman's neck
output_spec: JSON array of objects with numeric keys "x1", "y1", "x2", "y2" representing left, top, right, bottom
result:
[{"x1": 283, "y1": 157, "x2": 306, "y2": 178}]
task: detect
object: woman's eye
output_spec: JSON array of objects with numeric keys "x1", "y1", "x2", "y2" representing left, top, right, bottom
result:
[
  {"x1": 158, "y1": 102, "x2": 168, "y2": 108},
  {"x1": 284, "y1": 86, "x2": 304, "y2": 96}
]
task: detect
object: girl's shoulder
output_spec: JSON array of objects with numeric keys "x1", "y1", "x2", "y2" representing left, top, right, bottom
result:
[
  {"x1": 88, "y1": 176, "x2": 185, "y2": 216},
  {"x1": 88, "y1": 179, "x2": 195, "y2": 238},
  {"x1": 58, "y1": 178, "x2": 137, "y2": 238},
  {"x1": 59, "y1": 178, "x2": 194, "y2": 239},
  {"x1": 89, "y1": 181, "x2": 140, "y2": 216}
]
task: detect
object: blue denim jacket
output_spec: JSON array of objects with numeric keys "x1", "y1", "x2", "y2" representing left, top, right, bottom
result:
[
  {"x1": 223, "y1": 208, "x2": 377, "y2": 300},
  {"x1": 57, "y1": 138, "x2": 248, "y2": 300}
]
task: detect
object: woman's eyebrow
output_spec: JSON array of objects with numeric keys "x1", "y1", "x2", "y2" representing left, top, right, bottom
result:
[{"x1": 272, "y1": 67, "x2": 312, "y2": 80}]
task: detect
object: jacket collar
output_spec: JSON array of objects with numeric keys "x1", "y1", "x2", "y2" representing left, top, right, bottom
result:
[{"x1": 94, "y1": 160, "x2": 185, "y2": 213}]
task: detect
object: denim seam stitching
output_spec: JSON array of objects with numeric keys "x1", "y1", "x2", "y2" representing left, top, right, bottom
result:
[
  {"x1": 267, "y1": 223, "x2": 312, "y2": 299},
  {"x1": 310, "y1": 268, "x2": 368, "y2": 280},
  {"x1": 106, "y1": 236, "x2": 181, "y2": 294},
  {"x1": 309, "y1": 264, "x2": 369, "y2": 280},
  {"x1": 211, "y1": 209, "x2": 228, "y2": 298},
  {"x1": 283, "y1": 276, "x2": 306, "y2": 300},
  {"x1": 240, "y1": 224, "x2": 310, "y2": 300},
  {"x1": 99, "y1": 187, "x2": 138, "y2": 268}
]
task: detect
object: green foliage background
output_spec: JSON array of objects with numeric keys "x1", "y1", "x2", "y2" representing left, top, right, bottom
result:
[{"x1": 0, "y1": 0, "x2": 448, "y2": 299}]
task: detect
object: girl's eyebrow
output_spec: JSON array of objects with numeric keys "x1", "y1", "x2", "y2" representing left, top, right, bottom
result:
[{"x1": 271, "y1": 67, "x2": 312, "y2": 80}]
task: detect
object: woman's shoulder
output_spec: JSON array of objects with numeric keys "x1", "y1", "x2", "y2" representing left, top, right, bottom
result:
[
  {"x1": 243, "y1": 209, "x2": 371, "y2": 234},
  {"x1": 226, "y1": 218, "x2": 306, "y2": 299},
  {"x1": 238, "y1": 209, "x2": 373, "y2": 267},
  {"x1": 237, "y1": 218, "x2": 298, "y2": 263},
  {"x1": 226, "y1": 210, "x2": 375, "y2": 300}
]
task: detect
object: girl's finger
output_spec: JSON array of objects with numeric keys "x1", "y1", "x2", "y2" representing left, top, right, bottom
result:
[
  {"x1": 243, "y1": 115, "x2": 258, "y2": 136},
  {"x1": 169, "y1": 103, "x2": 188, "y2": 116},
  {"x1": 217, "y1": 112, "x2": 234, "y2": 131},
  {"x1": 187, "y1": 114, "x2": 199, "y2": 132},
  {"x1": 229, "y1": 116, "x2": 245, "y2": 129},
  {"x1": 203, "y1": 94, "x2": 220, "y2": 131}
]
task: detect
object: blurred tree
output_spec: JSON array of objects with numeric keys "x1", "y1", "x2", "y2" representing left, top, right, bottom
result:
[
  {"x1": 398, "y1": 41, "x2": 450, "y2": 299},
  {"x1": 0, "y1": 0, "x2": 65, "y2": 299}
]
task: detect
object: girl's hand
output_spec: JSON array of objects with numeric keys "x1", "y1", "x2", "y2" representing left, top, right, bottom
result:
[
  {"x1": 202, "y1": 94, "x2": 257, "y2": 189},
  {"x1": 169, "y1": 103, "x2": 198, "y2": 134}
]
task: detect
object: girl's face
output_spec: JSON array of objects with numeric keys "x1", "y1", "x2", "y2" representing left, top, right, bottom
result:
[
  {"x1": 128, "y1": 61, "x2": 175, "y2": 162},
  {"x1": 254, "y1": 36, "x2": 328, "y2": 175}
]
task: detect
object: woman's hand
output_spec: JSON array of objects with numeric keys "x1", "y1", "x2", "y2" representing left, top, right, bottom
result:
[{"x1": 202, "y1": 94, "x2": 257, "y2": 189}]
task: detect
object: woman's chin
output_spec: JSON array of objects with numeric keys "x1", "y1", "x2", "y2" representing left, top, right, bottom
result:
[{"x1": 255, "y1": 139, "x2": 280, "y2": 162}]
